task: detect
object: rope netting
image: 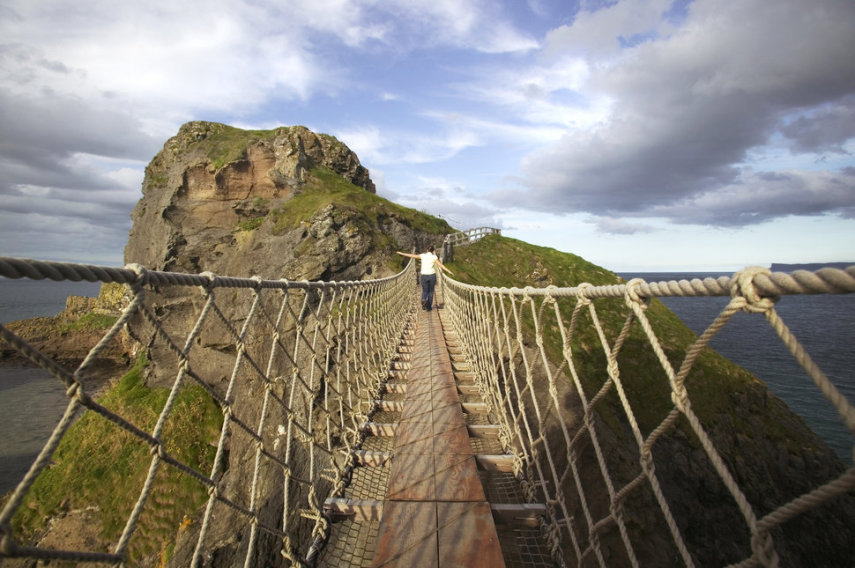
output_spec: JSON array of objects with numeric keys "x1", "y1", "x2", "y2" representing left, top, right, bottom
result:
[
  {"x1": 0, "y1": 257, "x2": 417, "y2": 566},
  {"x1": 440, "y1": 265, "x2": 855, "y2": 568}
]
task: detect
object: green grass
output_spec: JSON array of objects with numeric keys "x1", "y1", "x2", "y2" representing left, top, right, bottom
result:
[
  {"x1": 189, "y1": 124, "x2": 274, "y2": 171},
  {"x1": 237, "y1": 217, "x2": 265, "y2": 231},
  {"x1": 13, "y1": 354, "x2": 223, "y2": 564},
  {"x1": 268, "y1": 167, "x2": 453, "y2": 270},
  {"x1": 61, "y1": 312, "x2": 118, "y2": 332},
  {"x1": 446, "y1": 235, "x2": 766, "y2": 440}
]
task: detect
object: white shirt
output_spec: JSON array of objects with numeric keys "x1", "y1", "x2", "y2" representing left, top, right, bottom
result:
[{"x1": 419, "y1": 252, "x2": 438, "y2": 275}]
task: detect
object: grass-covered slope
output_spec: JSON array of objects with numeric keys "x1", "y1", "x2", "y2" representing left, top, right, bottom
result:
[
  {"x1": 444, "y1": 234, "x2": 851, "y2": 566},
  {"x1": 445, "y1": 234, "x2": 773, "y2": 437},
  {"x1": 10, "y1": 355, "x2": 222, "y2": 565},
  {"x1": 271, "y1": 165, "x2": 453, "y2": 237}
]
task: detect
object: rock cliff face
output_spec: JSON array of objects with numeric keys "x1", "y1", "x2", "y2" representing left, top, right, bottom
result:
[
  {"x1": 117, "y1": 123, "x2": 451, "y2": 566},
  {"x1": 124, "y1": 121, "x2": 435, "y2": 281},
  {"x1": 124, "y1": 121, "x2": 450, "y2": 391}
]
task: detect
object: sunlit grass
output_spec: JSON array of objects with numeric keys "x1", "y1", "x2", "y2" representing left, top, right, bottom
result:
[{"x1": 13, "y1": 354, "x2": 222, "y2": 564}]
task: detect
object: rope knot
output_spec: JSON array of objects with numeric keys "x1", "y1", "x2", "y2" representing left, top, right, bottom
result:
[
  {"x1": 199, "y1": 271, "x2": 218, "y2": 291},
  {"x1": 124, "y1": 263, "x2": 149, "y2": 293},
  {"x1": 751, "y1": 528, "x2": 780, "y2": 567},
  {"x1": 624, "y1": 278, "x2": 650, "y2": 310},
  {"x1": 576, "y1": 282, "x2": 594, "y2": 306},
  {"x1": 731, "y1": 266, "x2": 778, "y2": 313},
  {"x1": 606, "y1": 359, "x2": 620, "y2": 378},
  {"x1": 640, "y1": 450, "x2": 655, "y2": 475},
  {"x1": 671, "y1": 388, "x2": 690, "y2": 412},
  {"x1": 543, "y1": 285, "x2": 559, "y2": 305},
  {"x1": 150, "y1": 442, "x2": 166, "y2": 458}
]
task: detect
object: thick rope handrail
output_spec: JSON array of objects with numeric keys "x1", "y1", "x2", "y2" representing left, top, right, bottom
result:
[
  {"x1": 442, "y1": 265, "x2": 855, "y2": 299},
  {"x1": 439, "y1": 264, "x2": 855, "y2": 568},
  {"x1": 0, "y1": 257, "x2": 405, "y2": 290}
]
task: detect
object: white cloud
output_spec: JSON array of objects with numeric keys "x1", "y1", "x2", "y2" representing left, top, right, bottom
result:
[
  {"x1": 379, "y1": 0, "x2": 538, "y2": 53},
  {"x1": 498, "y1": 0, "x2": 855, "y2": 227},
  {"x1": 544, "y1": 0, "x2": 675, "y2": 57},
  {"x1": 589, "y1": 216, "x2": 657, "y2": 235},
  {"x1": 388, "y1": 174, "x2": 502, "y2": 230},
  {"x1": 334, "y1": 124, "x2": 482, "y2": 165}
]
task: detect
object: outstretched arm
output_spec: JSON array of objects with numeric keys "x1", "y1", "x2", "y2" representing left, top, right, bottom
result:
[
  {"x1": 396, "y1": 251, "x2": 419, "y2": 260},
  {"x1": 435, "y1": 259, "x2": 454, "y2": 276}
]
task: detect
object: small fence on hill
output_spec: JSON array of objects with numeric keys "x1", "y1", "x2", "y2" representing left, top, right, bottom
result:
[{"x1": 442, "y1": 227, "x2": 501, "y2": 262}]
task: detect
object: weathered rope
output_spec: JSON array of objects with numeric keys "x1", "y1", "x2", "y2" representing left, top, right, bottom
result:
[
  {"x1": 0, "y1": 256, "x2": 417, "y2": 567},
  {"x1": 2, "y1": 256, "x2": 853, "y2": 567},
  {"x1": 441, "y1": 264, "x2": 855, "y2": 568}
]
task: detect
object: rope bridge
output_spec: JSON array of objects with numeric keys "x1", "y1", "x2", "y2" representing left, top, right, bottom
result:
[{"x1": 0, "y1": 256, "x2": 854, "y2": 567}]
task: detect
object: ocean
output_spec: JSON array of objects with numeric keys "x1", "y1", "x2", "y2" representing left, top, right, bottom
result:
[
  {"x1": 623, "y1": 273, "x2": 854, "y2": 466},
  {"x1": 0, "y1": 274, "x2": 853, "y2": 494},
  {"x1": 0, "y1": 278, "x2": 102, "y2": 493}
]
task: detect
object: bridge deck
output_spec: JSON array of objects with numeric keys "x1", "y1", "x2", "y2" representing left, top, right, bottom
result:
[
  {"x1": 319, "y1": 300, "x2": 554, "y2": 568},
  {"x1": 370, "y1": 307, "x2": 505, "y2": 567}
]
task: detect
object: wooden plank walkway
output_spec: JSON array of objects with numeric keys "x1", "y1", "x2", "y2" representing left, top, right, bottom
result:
[{"x1": 371, "y1": 307, "x2": 506, "y2": 568}]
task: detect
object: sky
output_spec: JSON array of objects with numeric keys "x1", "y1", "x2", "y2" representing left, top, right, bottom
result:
[{"x1": 1, "y1": 0, "x2": 854, "y2": 273}]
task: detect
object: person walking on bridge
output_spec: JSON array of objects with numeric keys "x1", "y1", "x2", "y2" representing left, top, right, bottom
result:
[{"x1": 397, "y1": 245, "x2": 453, "y2": 311}]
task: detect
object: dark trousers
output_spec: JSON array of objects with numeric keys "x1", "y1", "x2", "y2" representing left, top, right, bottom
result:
[{"x1": 420, "y1": 273, "x2": 436, "y2": 310}]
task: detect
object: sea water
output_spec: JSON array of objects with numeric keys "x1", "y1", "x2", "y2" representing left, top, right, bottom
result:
[
  {"x1": 0, "y1": 278, "x2": 102, "y2": 493},
  {"x1": 623, "y1": 273, "x2": 854, "y2": 465}
]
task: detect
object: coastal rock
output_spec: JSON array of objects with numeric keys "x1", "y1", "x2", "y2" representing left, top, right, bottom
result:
[
  {"x1": 0, "y1": 283, "x2": 131, "y2": 390},
  {"x1": 118, "y1": 122, "x2": 450, "y2": 567},
  {"x1": 125, "y1": 121, "x2": 391, "y2": 279}
]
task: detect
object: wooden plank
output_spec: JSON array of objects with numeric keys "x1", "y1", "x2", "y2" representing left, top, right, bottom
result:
[
  {"x1": 353, "y1": 450, "x2": 392, "y2": 467},
  {"x1": 376, "y1": 400, "x2": 404, "y2": 412},
  {"x1": 384, "y1": 382, "x2": 407, "y2": 394},
  {"x1": 437, "y1": 502, "x2": 506, "y2": 568},
  {"x1": 432, "y1": 404, "x2": 464, "y2": 427},
  {"x1": 475, "y1": 454, "x2": 515, "y2": 472},
  {"x1": 432, "y1": 385, "x2": 459, "y2": 404},
  {"x1": 363, "y1": 422, "x2": 397, "y2": 436},
  {"x1": 434, "y1": 454, "x2": 485, "y2": 502},
  {"x1": 467, "y1": 425, "x2": 500, "y2": 438},
  {"x1": 433, "y1": 423, "x2": 471, "y2": 455},
  {"x1": 372, "y1": 502, "x2": 438, "y2": 567},
  {"x1": 323, "y1": 498, "x2": 383, "y2": 522},
  {"x1": 404, "y1": 381, "x2": 433, "y2": 399},
  {"x1": 490, "y1": 503, "x2": 547, "y2": 527},
  {"x1": 400, "y1": 400, "x2": 433, "y2": 423},
  {"x1": 462, "y1": 401, "x2": 489, "y2": 414},
  {"x1": 387, "y1": 452, "x2": 435, "y2": 501},
  {"x1": 395, "y1": 420, "x2": 434, "y2": 455}
]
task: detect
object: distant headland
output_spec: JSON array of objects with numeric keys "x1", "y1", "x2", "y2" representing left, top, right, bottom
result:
[{"x1": 771, "y1": 262, "x2": 855, "y2": 272}]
